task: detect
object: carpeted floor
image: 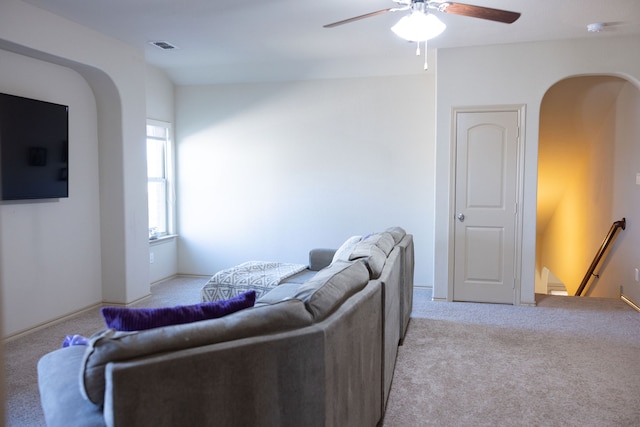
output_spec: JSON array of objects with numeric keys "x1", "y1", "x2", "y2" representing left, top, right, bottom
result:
[
  {"x1": 4, "y1": 281, "x2": 640, "y2": 426},
  {"x1": 382, "y1": 289, "x2": 640, "y2": 426}
]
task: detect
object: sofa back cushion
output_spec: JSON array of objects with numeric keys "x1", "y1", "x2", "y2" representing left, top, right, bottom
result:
[
  {"x1": 293, "y1": 260, "x2": 370, "y2": 321},
  {"x1": 385, "y1": 226, "x2": 407, "y2": 244},
  {"x1": 347, "y1": 232, "x2": 395, "y2": 279},
  {"x1": 80, "y1": 299, "x2": 313, "y2": 405}
]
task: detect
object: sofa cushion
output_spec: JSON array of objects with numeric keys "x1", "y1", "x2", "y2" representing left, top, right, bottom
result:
[
  {"x1": 331, "y1": 235, "x2": 362, "y2": 263},
  {"x1": 348, "y1": 233, "x2": 394, "y2": 279},
  {"x1": 80, "y1": 299, "x2": 313, "y2": 405},
  {"x1": 294, "y1": 260, "x2": 370, "y2": 321},
  {"x1": 254, "y1": 283, "x2": 300, "y2": 305},
  {"x1": 385, "y1": 226, "x2": 407, "y2": 244},
  {"x1": 279, "y1": 268, "x2": 318, "y2": 285},
  {"x1": 100, "y1": 291, "x2": 256, "y2": 331},
  {"x1": 350, "y1": 232, "x2": 395, "y2": 257},
  {"x1": 352, "y1": 245, "x2": 386, "y2": 279},
  {"x1": 374, "y1": 232, "x2": 396, "y2": 256}
]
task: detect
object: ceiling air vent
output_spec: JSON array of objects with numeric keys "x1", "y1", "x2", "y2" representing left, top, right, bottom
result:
[{"x1": 150, "y1": 41, "x2": 178, "y2": 50}]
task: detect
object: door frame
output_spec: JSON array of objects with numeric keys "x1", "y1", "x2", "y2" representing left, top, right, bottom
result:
[{"x1": 447, "y1": 104, "x2": 527, "y2": 304}]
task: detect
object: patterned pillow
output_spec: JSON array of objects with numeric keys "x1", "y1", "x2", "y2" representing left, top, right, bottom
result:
[{"x1": 101, "y1": 290, "x2": 256, "y2": 332}]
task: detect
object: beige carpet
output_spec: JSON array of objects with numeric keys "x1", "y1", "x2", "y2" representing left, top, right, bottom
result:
[
  {"x1": 4, "y1": 281, "x2": 640, "y2": 426},
  {"x1": 383, "y1": 290, "x2": 640, "y2": 426}
]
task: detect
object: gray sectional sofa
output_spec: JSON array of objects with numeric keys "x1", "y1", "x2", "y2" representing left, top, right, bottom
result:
[{"x1": 37, "y1": 227, "x2": 414, "y2": 427}]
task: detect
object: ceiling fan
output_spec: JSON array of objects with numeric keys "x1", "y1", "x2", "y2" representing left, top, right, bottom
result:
[
  {"x1": 323, "y1": 1, "x2": 520, "y2": 69},
  {"x1": 323, "y1": 0, "x2": 521, "y2": 31}
]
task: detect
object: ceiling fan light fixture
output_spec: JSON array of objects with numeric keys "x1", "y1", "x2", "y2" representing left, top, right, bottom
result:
[
  {"x1": 391, "y1": 11, "x2": 446, "y2": 42},
  {"x1": 587, "y1": 22, "x2": 605, "y2": 32}
]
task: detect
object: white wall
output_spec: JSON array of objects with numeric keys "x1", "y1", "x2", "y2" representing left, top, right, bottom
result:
[
  {"x1": 146, "y1": 65, "x2": 178, "y2": 283},
  {"x1": 0, "y1": 49, "x2": 102, "y2": 336},
  {"x1": 146, "y1": 66, "x2": 175, "y2": 124},
  {"x1": 176, "y1": 75, "x2": 436, "y2": 286},
  {"x1": 0, "y1": 0, "x2": 151, "y2": 335},
  {"x1": 149, "y1": 238, "x2": 178, "y2": 283},
  {"x1": 434, "y1": 35, "x2": 640, "y2": 305}
]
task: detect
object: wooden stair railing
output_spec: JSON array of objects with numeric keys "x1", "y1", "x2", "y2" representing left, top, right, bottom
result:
[{"x1": 575, "y1": 218, "x2": 626, "y2": 297}]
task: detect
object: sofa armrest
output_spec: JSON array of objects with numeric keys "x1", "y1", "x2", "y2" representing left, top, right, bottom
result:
[
  {"x1": 309, "y1": 248, "x2": 336, "y2": 271},
  {"x1": 38, "y1": 346, "x2": 105, "y2": 427}
]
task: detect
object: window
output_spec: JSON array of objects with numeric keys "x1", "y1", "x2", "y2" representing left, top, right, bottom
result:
[{"x1": 146, "y1": 120, "x2": 174, "y2": 239}]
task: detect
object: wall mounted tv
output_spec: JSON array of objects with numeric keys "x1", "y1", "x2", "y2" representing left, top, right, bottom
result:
[{"x1": 0, "y1": 92, "x2": 69, "y2": 201}]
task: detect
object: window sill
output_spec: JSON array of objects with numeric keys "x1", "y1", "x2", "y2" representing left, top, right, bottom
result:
[{"x1": 149, "y1": 234, "x2": 178, "y2": 245}]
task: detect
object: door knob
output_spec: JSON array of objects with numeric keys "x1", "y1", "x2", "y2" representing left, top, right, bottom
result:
[{"x1": 457, "y1": 213, "x2": 465, "y2": 222}]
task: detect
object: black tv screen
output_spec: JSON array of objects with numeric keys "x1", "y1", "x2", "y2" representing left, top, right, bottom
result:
[{"x1": 0, "y1": 92, "x2": 69, "y2": 201}]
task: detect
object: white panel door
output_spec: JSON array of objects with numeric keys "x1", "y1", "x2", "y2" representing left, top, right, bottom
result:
[{"x1": 454, "y1": 111, "x2": 519, "y2": 304}]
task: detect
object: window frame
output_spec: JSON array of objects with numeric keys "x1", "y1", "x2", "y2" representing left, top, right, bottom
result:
[{"x1": 146, "y1": 119, "x2": 175, "y2": 240}]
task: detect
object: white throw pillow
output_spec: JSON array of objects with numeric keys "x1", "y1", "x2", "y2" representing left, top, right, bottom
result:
[{"x1": 331, "y1": 235, "x2": 362, "y2": 264}]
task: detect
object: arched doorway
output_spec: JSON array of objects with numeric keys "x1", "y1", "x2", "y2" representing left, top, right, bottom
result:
[{"x1": 536, "y1": 75, "x2": 640, "y2": 299}]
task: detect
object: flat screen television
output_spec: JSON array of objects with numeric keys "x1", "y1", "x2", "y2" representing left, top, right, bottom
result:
[{"x1": 0, "y1": 92, "x2": 69, "y2": 201}]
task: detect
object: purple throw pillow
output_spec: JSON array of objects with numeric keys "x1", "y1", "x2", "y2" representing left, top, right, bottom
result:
[{"x1": 100, "y1": 290, "x2": 256, "y2": 331}]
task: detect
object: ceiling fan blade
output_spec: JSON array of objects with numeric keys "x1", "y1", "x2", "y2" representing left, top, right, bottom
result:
[
  {"x1": 440, "y1": 2, "x2": 520, "y2": 24},
  {"x1": 323, "y1": 8, "x2": 394, "y2": 28}
]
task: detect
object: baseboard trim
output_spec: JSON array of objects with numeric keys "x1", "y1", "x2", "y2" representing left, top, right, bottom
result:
[
  {"x1": 103, "y1": 292, "x2": 152, "y2": 308},
  {"x1": 3, "y1": 302, "x2": 103, "y2": 343},
  {"x1": 621, "y1": 294, "x2": 640, "y2": 312},
  {"x1": 151, "y1": 274, "x2": 210, "y2": 287}
]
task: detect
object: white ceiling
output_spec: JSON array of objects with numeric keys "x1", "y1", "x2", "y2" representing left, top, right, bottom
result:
[{"x1": 21, "y1": 0, "x2": 640, "y2": 85}]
